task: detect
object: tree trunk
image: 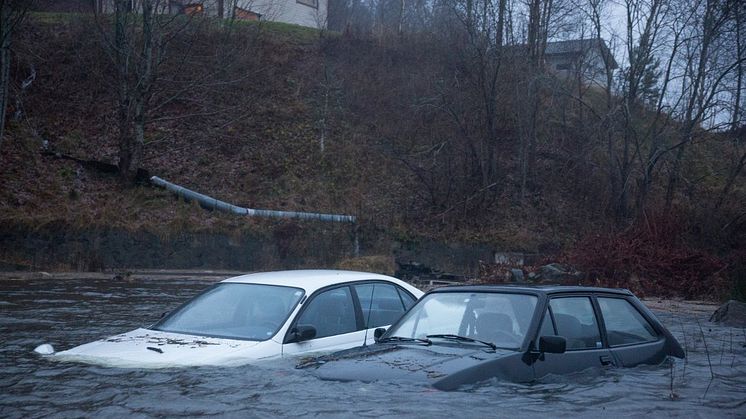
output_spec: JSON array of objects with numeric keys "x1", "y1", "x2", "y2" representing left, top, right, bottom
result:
[
  {"x1": 398, "y1": 0, "x2": 404, "y2": 37},
  {"x1": 0, "y1": 2, "x2": 15, "y2": 149},
  {"x1": 115, "y1": 0, "x2": 134, "y2": 182},
  {"x1": 495, "y1": 0, "x2": 506, "y2": 47},
  {"x1": 715, "y1": 150, "x2": 746, "y2": 209},
  {"x1": 520, "y1": 0, "x2": 550, "y2": 198},
  {"x1": 115, "y1": 0, "x2": 158, "y2": 183},
  {"x1": 0, "y1": 35, "x2": 9, "y2": 149},
  {"x1": 665, "y1": 141, "x2": 687, "y2": 208},
  {"x1": 466, "y1": 0, "x2": 473, "y2": 29},
  {"x1": 732, "y1": 5, "x2": 743, "y2": 131}
]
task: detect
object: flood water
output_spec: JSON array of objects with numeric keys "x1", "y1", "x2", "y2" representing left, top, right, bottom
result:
[{"x1": 1, "y1": 276, "x2": 745, "y2": 418}]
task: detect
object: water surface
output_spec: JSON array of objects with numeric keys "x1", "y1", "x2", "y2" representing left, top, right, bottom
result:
[{"x1": 1, "y1": 277, "x2": 744, "y2": 418}]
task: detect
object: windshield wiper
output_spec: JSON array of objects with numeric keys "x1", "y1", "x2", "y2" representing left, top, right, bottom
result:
[
  {"x1": 426, "y1": 334, "x2": 497, "y2": 350},
  {"x1": 378, "y1": 336, "x2": 432, "y2": 346}
]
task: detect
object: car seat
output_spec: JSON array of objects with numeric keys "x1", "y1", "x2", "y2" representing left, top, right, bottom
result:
[
  {"x1": 553, "y1": 313, "x2": 587, "y2": 349},
  {"x1": 475, "y1": 312, "x2": 514, "y2": 343}
]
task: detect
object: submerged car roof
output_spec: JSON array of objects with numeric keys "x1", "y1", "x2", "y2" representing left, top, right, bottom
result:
[
  {"x1": 221, "y1": 269, "x2": 419, "y2": 295},
  {"x1": 429, "y1": 284, "x2": 633, "y2": 297}
]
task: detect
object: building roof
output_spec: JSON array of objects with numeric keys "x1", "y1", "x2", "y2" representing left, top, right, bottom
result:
[{"x1": 545, "y1": 38, "x2": 618, "y2": 69}]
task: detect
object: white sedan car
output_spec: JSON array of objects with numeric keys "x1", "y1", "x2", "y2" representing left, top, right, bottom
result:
[{"x1": 54, "y1": 270, "x2": 422, "y2": 368}]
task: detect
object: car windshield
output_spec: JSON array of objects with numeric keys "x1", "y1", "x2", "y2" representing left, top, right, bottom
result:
[
  {"x1": 385, "y1": 292, "x2": 538, "y2": 350},
  {"x1": 152, "y1": 283, "x2": 304, "y2": 341}
]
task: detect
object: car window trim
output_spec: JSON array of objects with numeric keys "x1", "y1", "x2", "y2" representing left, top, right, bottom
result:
[
  {"x1": 282, "y1": 279, "x2": 415, "y2": 344},
  {"x1": 533, "y1": 306, "x2": 558, "y2": 350},
  {"x1": 589, "y1": 294, "x2": 610, "y2": 349},
  {"x1": 595, "y1": 295, "x2": 662, "y2": 348},
  {"x1": 350, "y1": 283, "x2": 367, "y2": 330},
  {"x1": 395, "y1": 287, "x2": 411, "y2": 310}
]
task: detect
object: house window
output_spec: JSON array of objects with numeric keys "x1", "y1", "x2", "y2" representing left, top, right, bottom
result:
[
  {"x1": 182, "y1": 3, "x2": 204, "y2": 15},
  {"x1": 297, "y1": 0, "x2": 318, "y2": 9},
  {"x1": 556, "y1": 63, "x2": 572, "y2": 71},
  {"x1": 234, "y1": 6, "x2": 261, "y2": 21}
]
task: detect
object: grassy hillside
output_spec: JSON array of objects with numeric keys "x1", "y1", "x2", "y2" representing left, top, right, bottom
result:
[{"x1": 1, "y1": 14, "x2": 743, "y2": 298}]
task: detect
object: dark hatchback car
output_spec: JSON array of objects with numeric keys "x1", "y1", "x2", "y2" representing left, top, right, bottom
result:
[{"x1": 297, "y1": 285, "x2": 685, "y2": 390}]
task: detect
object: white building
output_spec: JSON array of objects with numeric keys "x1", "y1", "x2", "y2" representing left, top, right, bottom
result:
[
  {"x1": 91, "y1": 0, "x2": 327, "y2": 29},
  {"x1": 544, "y1": 39, "x2": 618, "y2": 87}
]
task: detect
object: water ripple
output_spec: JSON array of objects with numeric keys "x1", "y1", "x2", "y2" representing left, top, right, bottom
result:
[{"x1": 1, "y1": 277, "x2": 744, "y2": 417}]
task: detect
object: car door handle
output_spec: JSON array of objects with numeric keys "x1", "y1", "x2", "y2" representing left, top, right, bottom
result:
[{"x1": 600, "y1": 355, "x2": 614, "y2": 366}]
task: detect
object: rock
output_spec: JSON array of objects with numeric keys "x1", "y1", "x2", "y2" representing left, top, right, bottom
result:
[
  {"x1": 494, "y1": 252, "x2": 525, "y2": 266},
  {"x1": 396, "y1": 261, "x2": 432, "y2": 277},
  {"x1": 535, "y1": 263, "x2": 583, "y2": 283},
  {"x1": 113, "y1": 271, "x2": 133, "y2": 282},
  {"x1": 709, "y1": 300, "x2": 746, "y2": 327},
  {"x1": 509, "y1": 269, "x2": 525, "y2": 282},
  {"x1": 396, "y1": 261, "x2": 464, "y2": 282}
]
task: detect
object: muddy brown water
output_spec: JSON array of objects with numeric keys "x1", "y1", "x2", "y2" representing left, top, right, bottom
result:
[{"x1": 1, "y1": 276, "x2": 745, "y2": 418}]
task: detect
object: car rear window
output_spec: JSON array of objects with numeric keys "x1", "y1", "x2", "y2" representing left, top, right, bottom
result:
[{"x1": 598, "y1": 298, "x2": 658, "y2": 346}]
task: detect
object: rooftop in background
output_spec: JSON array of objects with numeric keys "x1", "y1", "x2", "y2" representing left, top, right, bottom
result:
[
  {"x1": 545, "y1": 38, "x2": 619, "y2": 69},
  {"x1": 30, "y1": 0, "x2": 327, "y2": 29}
]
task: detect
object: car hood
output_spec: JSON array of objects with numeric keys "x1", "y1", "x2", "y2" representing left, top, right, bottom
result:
[
  {"x1": 55, "y1": 328, "x2": 264, "y2": 368},
  {"x1": 299, "y1": 343, "x2": 530, "y2": 390}
]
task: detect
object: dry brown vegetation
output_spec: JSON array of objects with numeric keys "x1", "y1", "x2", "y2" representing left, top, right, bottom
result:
[{"x1": 0, "y1": 13, "x2": 744, "y2": 298}]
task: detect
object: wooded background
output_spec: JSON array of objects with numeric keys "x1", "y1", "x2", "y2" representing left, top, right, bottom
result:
[{"x1": 0, "y1": 0, "x2": 743, "y2": 298}]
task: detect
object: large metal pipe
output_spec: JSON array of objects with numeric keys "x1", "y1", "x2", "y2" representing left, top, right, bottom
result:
[{"x1": 150, "y1": 176, "x2": 357, "y2": 223}]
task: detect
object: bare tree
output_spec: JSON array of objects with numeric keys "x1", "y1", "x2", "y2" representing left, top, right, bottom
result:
[
  {"x1": 633, "y1": 7, "x2": 685, "y2": 216},
  {"x1": 448, "y1": 0, "x2": 509, "y2": 189},
  {"x1": 102, "y1": 0, "x2": 203, "y2": 183},
  {"x1": 664, "y1": 0, "x2": 739, "y2": 209},
  {"x1": 729, "y1": 2, "x2": 743, "y2": 131},
  {"x1": 615, "y1": 0, "x2": 667, "y2": 218},
  {"x1": 0, "y1": 0, "x2": 29, "y2": 149},
  {"x1": 516, "y1": 0, "x2": 554, "y2": 197}
]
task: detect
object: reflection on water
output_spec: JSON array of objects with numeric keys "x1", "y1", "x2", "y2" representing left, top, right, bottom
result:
[{"x1": 1, "y1": 277, "x2": 744, "y2": 418}]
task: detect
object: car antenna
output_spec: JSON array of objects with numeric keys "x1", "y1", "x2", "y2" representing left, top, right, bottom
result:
[{"x1": 362, "y1": 285, "x2": 375, "y2": 346}]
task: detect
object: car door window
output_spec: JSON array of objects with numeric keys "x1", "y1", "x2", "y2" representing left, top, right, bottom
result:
[
  {"x1": 549, "y1": 297, "x2": 602, "y2": 350},
  {"x1": 295, "y1": 287, "x2": 357, "y2": 339},
  {"x1": 355, "y1": 283, "x2": 408, "y2": 328},
  {"x1": 598, "y1": 298, "x2": 658, "y2": 346}
]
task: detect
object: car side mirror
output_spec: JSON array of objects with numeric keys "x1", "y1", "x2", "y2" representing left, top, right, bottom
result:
[
  {"x1": 288, "y1": 325, "x2": 317, "y2": 343},
  {"x1": 374, "y1": 328, "x2": 387, "y2": 341},
  {"x1": 539, "y1": 335, "x2": 566, "y2": 354}
]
